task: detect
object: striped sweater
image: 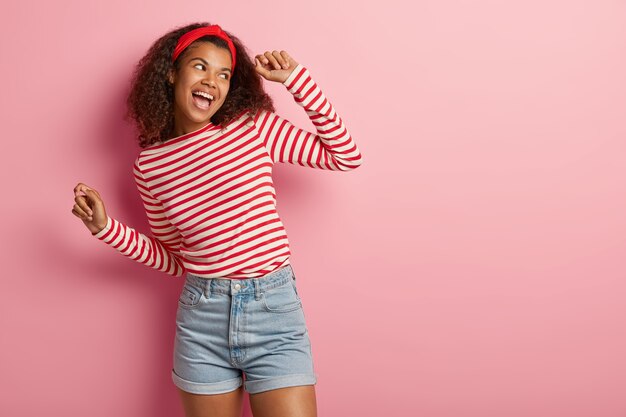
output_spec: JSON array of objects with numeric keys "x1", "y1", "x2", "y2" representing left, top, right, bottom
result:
[{"x1": 92, "y1": 63, "x2": 362, "y2": 279}]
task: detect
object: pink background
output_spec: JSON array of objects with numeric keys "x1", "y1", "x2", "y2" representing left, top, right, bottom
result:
[{"x1": 2, "y1": 0, "x2": 625, "y2": 416}]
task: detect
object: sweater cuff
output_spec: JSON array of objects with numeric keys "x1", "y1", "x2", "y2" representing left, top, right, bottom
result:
[
  {"x1": 282, "y1": 63, "x2": 306, "y2": 91},
  {"x1": 92, "y1": 215, "x2": 113, "y2": 239}
]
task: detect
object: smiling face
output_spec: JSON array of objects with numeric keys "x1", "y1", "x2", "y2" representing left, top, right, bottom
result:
[{"x1": 168, "y1": 41, "x2": 233, "y2": 136}]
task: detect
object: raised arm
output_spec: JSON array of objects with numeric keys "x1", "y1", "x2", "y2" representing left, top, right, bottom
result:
[
  {"x1": 91, "y1": 158, "x2": 186, "y2": 277},
  {"x1": 252, "y1": 62, "x2": 363, "y2": 170}
]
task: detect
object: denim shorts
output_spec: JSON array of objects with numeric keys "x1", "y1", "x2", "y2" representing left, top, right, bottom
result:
[{"x1": 171, "y1": 264, "x2": 318, "y2": 395}]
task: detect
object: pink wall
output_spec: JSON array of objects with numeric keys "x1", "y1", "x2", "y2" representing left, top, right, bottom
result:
[{"x1": 2, "y1": 0, "x2": 625, "y2": 416}]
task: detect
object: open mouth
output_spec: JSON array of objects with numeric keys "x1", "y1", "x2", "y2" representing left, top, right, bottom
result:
[{"x1": 191, "y1": 90, "x2": 215, "y2": 110}]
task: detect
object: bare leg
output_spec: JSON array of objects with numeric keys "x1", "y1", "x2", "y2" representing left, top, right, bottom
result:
[
  {"x1": 177, "y1": 385, "x2": 244, "y2": 417},
  {"x1": 249, "y1": 385, "x2": 317, "y2": 417}
]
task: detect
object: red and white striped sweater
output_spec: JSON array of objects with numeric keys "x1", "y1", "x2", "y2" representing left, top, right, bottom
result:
[{"x1": 93, "y1": 64, "x2": 362, "y2": 279}]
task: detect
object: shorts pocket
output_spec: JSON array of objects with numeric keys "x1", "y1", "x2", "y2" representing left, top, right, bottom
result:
[
  {"x1": 262, "y1": 279, "x2": 302, "y2": 313},
  {"x1": 178, "y1": 282, "x2": 203, "y2": 310}
]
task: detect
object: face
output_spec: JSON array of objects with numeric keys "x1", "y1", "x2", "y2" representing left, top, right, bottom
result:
[{"x1": 168, "y1": 41, "x2": 233, "y2": 136}]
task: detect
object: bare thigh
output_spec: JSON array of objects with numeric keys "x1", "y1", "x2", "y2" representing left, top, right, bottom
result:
[
  {"x1": 177, "y1": 386, "x2": 244, "y2": 417},
  {"x1": 249, "y1": 385, "x2": 317, "y2": 417}
]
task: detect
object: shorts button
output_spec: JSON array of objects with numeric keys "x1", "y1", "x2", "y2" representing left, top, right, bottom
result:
[{"x1": 234, "y1": 283, "x2": 241, "y2": 290}]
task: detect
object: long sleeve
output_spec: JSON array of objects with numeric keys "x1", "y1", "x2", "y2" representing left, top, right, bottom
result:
[
  {"x1": 252, "y1": 63, "x2": 363, "y2": 171},
  {"x1": 91, "y1": 158, "x2": 186, "y2": 277}
]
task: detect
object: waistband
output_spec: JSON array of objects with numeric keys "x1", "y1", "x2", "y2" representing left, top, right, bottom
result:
[{"x1": 184, "y1": 264, "x2": 295, "y2": 297}]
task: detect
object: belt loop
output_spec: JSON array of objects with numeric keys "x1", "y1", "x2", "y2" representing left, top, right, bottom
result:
[
  {"x1": 253, "y1": 277, "x2": 261, "y2": 300},
  {"x1": 287, "y1": 264, "x2": 295, "y2": 281},
  {"x1": 204, "y1": 278, "x2": 212, "y2": 299}
]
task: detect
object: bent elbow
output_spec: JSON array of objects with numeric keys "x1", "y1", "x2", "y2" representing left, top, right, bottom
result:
[{"x1": 339, "y1": 152, "x2": 363, "y2": 171}]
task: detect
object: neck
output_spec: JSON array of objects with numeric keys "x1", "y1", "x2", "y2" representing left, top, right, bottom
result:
[{"x1": 172, "y1": 112, "x2": 214, "y2": 138}]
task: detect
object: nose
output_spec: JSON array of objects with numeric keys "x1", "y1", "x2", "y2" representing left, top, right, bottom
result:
[{"x1": 203, "y1": 72, "x2": 217, "y2": 87}]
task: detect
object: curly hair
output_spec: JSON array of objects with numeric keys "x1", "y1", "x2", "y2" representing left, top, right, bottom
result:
[{"x1": 125, "y1": 22, "x2": 275, "y2": 148}]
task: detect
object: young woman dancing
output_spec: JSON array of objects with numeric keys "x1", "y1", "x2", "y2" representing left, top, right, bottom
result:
[{"x1": 72, "y1": 22, "x2": 362, "y2": 417}]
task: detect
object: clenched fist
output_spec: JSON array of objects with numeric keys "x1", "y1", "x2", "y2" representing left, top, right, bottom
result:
[
  {"x1": 72, "y1": 183, "x2": 108, "y2": 235},
  {"x1": 254, "y1": 50, "x2": 298, "y2": 83}
]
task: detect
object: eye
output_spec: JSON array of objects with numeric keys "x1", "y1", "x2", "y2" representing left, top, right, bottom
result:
[
  {"x1": 219, "y1": 73, "x2": 230, "y2": 80},
  {"x1": 194, "y1": 63, "x2": 205, "y2": 70}
]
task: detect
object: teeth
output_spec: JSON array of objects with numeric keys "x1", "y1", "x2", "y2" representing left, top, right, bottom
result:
[{"x1": 193, "y1": 91, "x2": 214, "y2": 100}]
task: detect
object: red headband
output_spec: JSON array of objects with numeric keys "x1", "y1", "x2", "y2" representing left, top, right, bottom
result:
[{"x1": 172, "y1": 25, "x2": 236, "y2": 71}]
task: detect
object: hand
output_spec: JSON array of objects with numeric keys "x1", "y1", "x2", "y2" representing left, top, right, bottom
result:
[
  {"x1": 254, "y1": 50, "x2": 298, "y2": 83},
  {"x1": 72, "y1": 183, "x2": 108, "y2": 235}
]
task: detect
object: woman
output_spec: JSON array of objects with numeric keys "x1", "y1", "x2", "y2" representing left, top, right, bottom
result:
[{"x1": 72, "y1": 22, "x2": 362, "y2": 417}]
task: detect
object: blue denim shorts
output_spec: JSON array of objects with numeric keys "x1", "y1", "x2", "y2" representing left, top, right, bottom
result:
[{"x1": 171, "y1": 264, "x2": 318, "y2": 395}]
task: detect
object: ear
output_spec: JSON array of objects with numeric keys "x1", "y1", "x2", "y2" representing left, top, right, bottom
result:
[{"x1": 167, "y1": 69, "x2": 175, "y2": 85}]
